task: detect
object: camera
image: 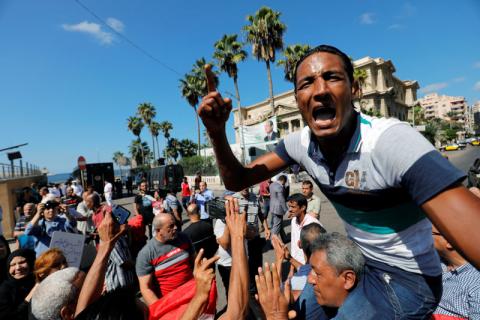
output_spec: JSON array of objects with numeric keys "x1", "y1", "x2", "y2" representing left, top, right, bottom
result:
[{"x1": 205, "y1": 198, "x2": 227, "y2": 221}]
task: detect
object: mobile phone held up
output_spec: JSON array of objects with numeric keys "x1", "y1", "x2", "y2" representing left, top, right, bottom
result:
[{"x1": 111, "y1": 205, "x2": 131, "y2": 225}]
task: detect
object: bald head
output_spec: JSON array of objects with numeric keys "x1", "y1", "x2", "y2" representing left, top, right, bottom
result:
[{"x1": 153, "y1": 213, "x2": 177, "y2": 243}]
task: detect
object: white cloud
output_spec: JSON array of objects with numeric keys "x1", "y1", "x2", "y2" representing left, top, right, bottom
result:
[
  {"x1": 474, "y1": 81, "x2": 480, "y2": 91},
  {"x1": 474, "y1": 61, "x2": 480, "y2": 69},
  {"x1": 452, "y1": 77, "x2": 465, "y2": 83},
  {"x1": 420, "y1": 82, "x2": 448, "y2": 94},
  {"x1": 106, "y1": 17, "x2": 124, "y2": 33},
  {"x1": 387, "y1": 24, "x2": 404, "y2": 30},
  {"x1": 62, "y1": 18, "x2": 125, "y2": 45},
  {"x1": 360, "y1": 13, "x2": 375, "y2": 25}
]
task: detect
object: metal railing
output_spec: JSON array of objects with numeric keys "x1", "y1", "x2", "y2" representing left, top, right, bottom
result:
[{"x1": 0, "y1": 161, "x2": 42, "y2": 180}]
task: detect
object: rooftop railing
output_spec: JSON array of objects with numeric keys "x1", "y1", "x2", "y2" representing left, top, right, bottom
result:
[{"x1": 0, "y1": 162, "x2": 42, "y2": 180}]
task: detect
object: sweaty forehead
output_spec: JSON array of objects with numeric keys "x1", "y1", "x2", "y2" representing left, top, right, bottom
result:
[{"x1": 296, "y1": 52, "x2": 346, "y2": 79}]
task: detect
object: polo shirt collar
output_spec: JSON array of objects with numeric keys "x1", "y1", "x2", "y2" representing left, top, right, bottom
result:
[{"x1": 307, "y1": 111, "x2": 362, "y2": 164}]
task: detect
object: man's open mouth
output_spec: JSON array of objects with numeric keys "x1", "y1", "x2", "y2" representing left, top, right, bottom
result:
[{"x1": 313, "y1": 107, "x2": 336, "y2": 121}]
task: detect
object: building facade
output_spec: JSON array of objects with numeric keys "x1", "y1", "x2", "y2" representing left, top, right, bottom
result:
[
  {"x1": 418, "y1": 93, "x2": 468, "y2": 124},
  {"x1": 232, "y1": 56, "x2": 419, "y2": 147}
]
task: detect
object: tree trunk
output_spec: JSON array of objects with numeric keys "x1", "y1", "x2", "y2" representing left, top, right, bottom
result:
[
  {"x1": 138, "y1": 136, "x2": 144, "y2": 165},
  {"x1": 266, "y1": 60, "x2": 275, "y2": 115},
  {"x1": 194, "y1": 106, "x2": 201, "y2": 156},
  {"x1": 234, "y1": 76, "x2": 246, "y2": 164},
  {"x1": 151, "y1": 134, "x2": 156, "y2": 166},
  {"x1": 155, "y1": 136, "x2": 160, "y2": 163}
]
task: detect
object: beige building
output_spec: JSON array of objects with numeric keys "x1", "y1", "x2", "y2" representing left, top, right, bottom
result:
[
  {"x1": 232, "y1": 56, "x2": 419, "y2": 146},
  {"x1": 418, "y1": 93, "x2": 467, "y2": 124}
]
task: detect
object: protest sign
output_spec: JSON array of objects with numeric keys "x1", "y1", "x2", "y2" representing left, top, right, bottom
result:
[{"x1": 50, "y1": 231, "x2": 85, "y2": 268}]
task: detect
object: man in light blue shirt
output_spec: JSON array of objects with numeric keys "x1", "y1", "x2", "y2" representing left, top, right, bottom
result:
[
  {"x1": 194, "y1": 181, "x2": 214, "y2": 222},
  {"x1": 25, "y1": 200, "x2": 77, "y2": 257}
]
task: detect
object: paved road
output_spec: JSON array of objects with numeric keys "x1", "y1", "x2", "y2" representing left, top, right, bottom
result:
[
  {"x1": 115, "y1": 146, "x2": 480, "y2": 312},
  {"x1": 444, "y1": 145, "x2": 480, "y2": 174}
]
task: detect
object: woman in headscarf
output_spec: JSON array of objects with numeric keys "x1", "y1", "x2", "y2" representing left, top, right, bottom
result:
[
  {"x1": 0, "y1": 249, "x2": 36, "y2": 320},
  {"x1": 0, "y1": 236, "x2": 12, "y2": 284}
]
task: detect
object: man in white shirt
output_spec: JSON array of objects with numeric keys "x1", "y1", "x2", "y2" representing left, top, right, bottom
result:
[{"x1": 104, "y1": 180, "x2": 113, "y2": 206}]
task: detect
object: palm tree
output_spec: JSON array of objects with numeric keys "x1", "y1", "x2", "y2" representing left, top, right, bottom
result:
[
  {"x1": 353, "y1": 68, "x2": 368, "y2": 101},
  {"x1": 178, "y1": 139, "x2": 198, "y2": 158},
  {"x1": 277, "y1": 44, "x2": 311, "y2": 82},
  {"x1": 164, "y1": 138, "x2": 180, "y2": 163},
  {"x1": 137, "y1": 103, "x2": 157, "y2": 164},
  {"x1": 158, "y1": 120, "x2": 173, "y2": 158},
  {"x1": 179, "y1": 60, "x2": 219, "y2": 155},
  {"x1": 213, "y1": 34, "x2": 247, "y2": 107},
  {"x1": 127, "y1": 116, "x2": 145, "y2": 164},
  {"x1": 244, "y1": 6, "x2": 286, "y2": 114},
  {"x1": 149, "y1": 120, "x2": 161, "y2": 164},
  {"x1": 112, "y1": 151, "x2": 126, "y2": 179},
  {"x1": 129, "y1": 139, "x2": 144, "y2": 166}
]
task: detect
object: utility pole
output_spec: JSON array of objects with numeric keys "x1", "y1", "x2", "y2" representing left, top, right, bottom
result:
[{"x1": 224, "y1": 91, "x2": 246, "y2": 164}]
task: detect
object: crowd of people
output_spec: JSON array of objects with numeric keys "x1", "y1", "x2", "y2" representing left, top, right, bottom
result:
[{"x1": 0, "y1": 43, "x2": 479, "y2": 320}]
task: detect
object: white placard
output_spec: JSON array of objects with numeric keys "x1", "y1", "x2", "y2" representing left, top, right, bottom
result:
[{"x1": 50, "y1": 231, "x2": 85, "y2": 268}]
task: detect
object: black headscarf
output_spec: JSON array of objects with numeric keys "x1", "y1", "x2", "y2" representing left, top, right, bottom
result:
[
  {"x1": 0, "y1": 249, "x2": 36, "y2": 320},
  {"x1": 0, "y1": 236, "x2": 12, "y2": 284}
]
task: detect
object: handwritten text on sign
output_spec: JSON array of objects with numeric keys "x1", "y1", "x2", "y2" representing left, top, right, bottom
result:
[{"x1": 50, "y1": 231, "x2": 85, "y2": 268}]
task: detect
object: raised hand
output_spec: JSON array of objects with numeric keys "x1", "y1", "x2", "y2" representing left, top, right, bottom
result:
[
  {"x1": 225, "y1": 197, "x2": 246, "y2": 239},
  {"x1": 98, "y1": 207, "x2": 127, "y2": 245},
  {"x1": 255, "y1": 263, "x2": 295, "y2": 320},
  {"x1": 193, "y1": 249, "x2": 220, "y2": 298},
  {"x1": 198, "y1": 64, "x2": 232, "y2": 135}
]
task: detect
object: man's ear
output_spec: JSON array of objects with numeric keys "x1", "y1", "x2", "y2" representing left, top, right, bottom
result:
[
  {"x1": 341, "y1": 270, "x2": 357, "y2": 291},
  {"x1": 297, "y1": 239, "x2": 302, "y2": 249}
]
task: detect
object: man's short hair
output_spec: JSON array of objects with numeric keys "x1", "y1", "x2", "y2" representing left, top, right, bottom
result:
[
  {"x1": 88, "y1": 193, "x2": 101, "y2": 208},
  {"x1": 294, "y1": 44, "x2": 354, "y2": 92},
  {"x1": 311, "y1": 233, "x2": 364, "y2": 279},
  {"x1": 302, "y1": 180, "x2": 313, "y2": 188},
  {"x1": 277, "y1": 175, "x2": 287, "y2": 183},
  {"x1": 300, "y1": 223, "x2": 327, "y2": 259},
  {"x1": 31, "y1": 267, "x2": 82, "y2": 320},
  {"x1": 287, "y1": 193, "x2": 307, "y2": 209},
  {"x1": 266, "y1": 120, "x2": 273, "y2": 126}
]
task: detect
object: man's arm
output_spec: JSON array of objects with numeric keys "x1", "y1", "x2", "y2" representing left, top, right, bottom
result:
[
  {"x1": 198, "y1": 66, "x2": 288, "y2": 191},
  {"x1": 180, "y1": 249, "x2": 219, "y2": 320},
  {"x1": 215, "y1": 221, "x2": 230, "y2": 250},
  {"x1": 138, "y1": 274, "x2": 159, "y2": 306},
  {"x1": 75, "y1": 208, "x2": 126, "y2": 316},
  {"x1": 219, "y1": 198, "x2": 249, "y2": 320},
  {"x1": 422, "y1": 185, "x2": 480, "y2": 269}
]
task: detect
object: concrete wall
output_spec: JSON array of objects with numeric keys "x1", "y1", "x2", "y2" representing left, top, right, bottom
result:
[{"x1": 0, "y1": 175, "x2": 46, "y2": 239}]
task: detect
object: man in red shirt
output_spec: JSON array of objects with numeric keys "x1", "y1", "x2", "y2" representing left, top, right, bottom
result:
[
  {"x1": 136, "y1": 213, "x2": 195, "y2": 305},
  {"x1": 258, "y1": 178, "x2": 272, "y2": 229},
  {"x1": 181, "y1": 176, "x2": 192, "y2": 210}
]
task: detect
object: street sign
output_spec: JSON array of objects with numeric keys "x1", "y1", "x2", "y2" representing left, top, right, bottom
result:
[{"x1": 77, "y1": 156, "x2": 87, "y2": 170}]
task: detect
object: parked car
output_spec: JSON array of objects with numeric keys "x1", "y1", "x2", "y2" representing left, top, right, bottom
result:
[
  {"x1": 471, "y1": 140, "x2": 480, "y2": 146},
  {"x1": 457, "y1": 140, "x2": 467, "y2": 149},
  {"x1": 444, "y1": 144, "x2": 460, "y2": 151}
]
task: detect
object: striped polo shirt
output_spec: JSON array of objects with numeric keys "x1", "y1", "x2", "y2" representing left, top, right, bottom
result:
[
  {"x1": 275, "y1": 112, "x2": 465, "y2": 276},
  {"x1": 136, "y1": 232, "x2": 194, "y2": 297}
]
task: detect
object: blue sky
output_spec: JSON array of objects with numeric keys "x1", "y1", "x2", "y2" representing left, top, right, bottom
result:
[{"x1": 1, "y1": 0, "x2": 479, "y2": 174}]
